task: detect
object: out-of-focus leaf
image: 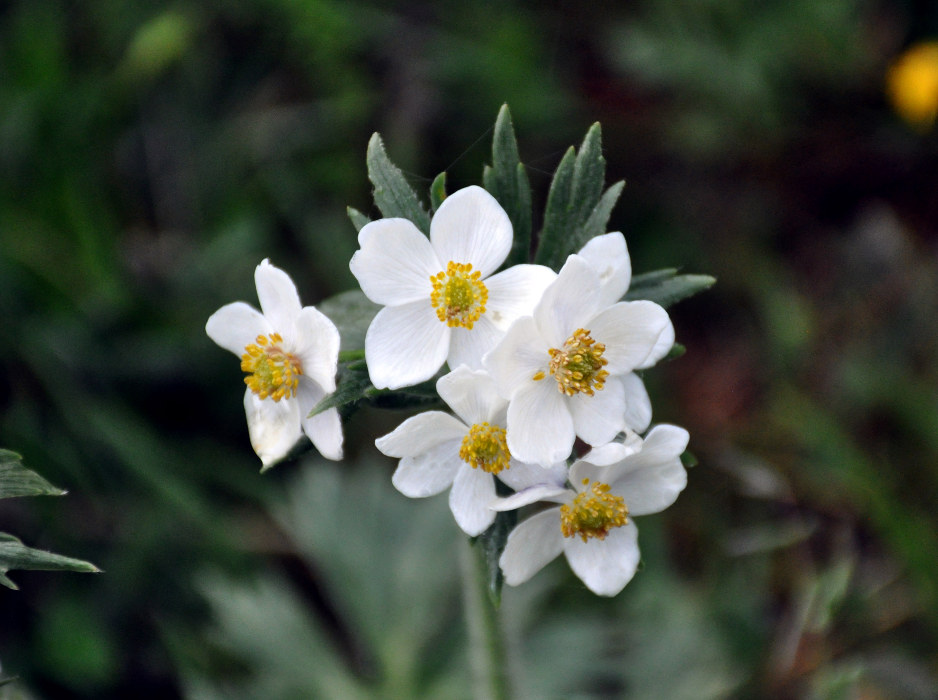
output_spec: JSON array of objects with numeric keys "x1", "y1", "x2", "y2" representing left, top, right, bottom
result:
[
  {"x1": 366, "y1": 133, "x2": 430, "y2": 234},
  {"x1": 317, "y1": 289, "x2": 381, "y2": 352},
  {"x1": 430, "y1": 172, "x2": 447, "y2": 212},
  {"x1": 347, "y1": 206, "x2": 371, "y2": 233},
  {"x1": 625, "y1": 270, "x2": 716, "y2": 308},
  {"x1": 483, "y1": 104, "x2": 532, "y2": 266},
  {"x1": 0, "y1": 449, "x2": 65, "y2": 499},
  {"x1": 0, "y1": 533, "x2": 100, "y2": 591}
]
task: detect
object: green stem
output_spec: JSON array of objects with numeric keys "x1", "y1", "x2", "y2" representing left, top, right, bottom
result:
[{"x1": 460, "y1": 541, "x2": 512, "y2": 700}]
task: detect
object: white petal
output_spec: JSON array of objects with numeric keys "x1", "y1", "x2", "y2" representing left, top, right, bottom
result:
[
  {"x1": 391, "y1": 440, "x2": 463, "y2": 497},
  {"x1": 375, "y1": 411, "x2": 468, "y2": 458},
  {"x1": 580, "y1": 432, "x2": 643, "y2": 467},
  {"x1": 506, "y1": 380, "x2": 575, "y2": 467},
  {"x1": 563, "y1": 520, "x2": 640, "y2": 596},
  {"x1": 449, "y1": 466, "x2": 497, "y2": 536},
  {"x1": 436, "y1": 366, "x2": 505, "y2": 426},
  {"x1": 350, "y1": 218, "x2": 439, "y2": 306},
  {"x1": 243, "y1": 390, "x2": 303, "y2": 470},
  {"x1": 484, "y1": 265, "x2": 557, "y2": 331},
  {"x1": 577, "y1": 233, "x2": 631, "y2": 306},
  {"x1": 292, "y1": 307, "x2": 340, "y2": 392},
  {"x1": 490, "y1": 484, "x2": 571, "y2": 511},
  {"x1": 364, "y1": 301, "x2": 450, "y2": 389},
  {"x1": 430, "y1": 186, "x2": 512, "y2": 277},
  {"x1": 636, "y1": 317, "x2": 675, "y2": 369},
  {"x1": 483, "y1": 316, "x2": 549, "y2": 399},
  {"x1": 608, "y1": 424, "x2": 689, "y2": 516},
  {"x1": 587, "y1": 301, "x2": 671, "y2": 374},
  {"x1": 499, "y1": 509, "x2": 565, "y2": 587},
  {"x1": 448, "y1": 315, "x2": 502, "y2": 371},
  {"x1": 498, "y1": 458, "x2": 568, "y2": 493},
  {"x1": 534, "y1": 255, "x2": 603, "y2": 347},
  {"x1": 206, "y1": 302, "x2": 272, "y2": 356},
  {"x1": 255, "y1": 260, "x2": 302, "y2": 345},
  {"x1": 620, "y1": 373, "x2": 652, "y2": 433},
  {"x1": 302, "y1": 406, "x2": 343, "y2": 461},
  {"x1": 568, "y1": 378, "x2": 626, "y2": 446}
]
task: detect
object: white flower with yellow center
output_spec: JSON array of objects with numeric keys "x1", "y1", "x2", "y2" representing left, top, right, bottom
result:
[
  {"x1": 349, "y1": 186, "x2": 556, "y2": 390},
  {"x1": 375, "y1": 365, "x2": 561, "y2": 536},
  {"x1": 492, "y1": 424, "x2": 689, "y2": 596},
  {"x1": 484, "y1": 253, "x2": 672, "y2": 466},
  {"x1": 205, "y1": 259, "x2": 342, "y2": 468}
]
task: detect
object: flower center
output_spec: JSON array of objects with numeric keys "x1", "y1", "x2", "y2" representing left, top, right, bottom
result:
[
  {"x1": 240, "y1": 333, "x2": 303, "y2": 402},
  {"x1": 458, "y1": 422, "x2": 510, "y2": 474},
  {"x1": 540, "y1": 328, "x2": 609, "y2": 396},
  {"x1": 560, "y1": 478, "x2": 628, "y2": 542},
  {"x1": 430, "y1": 261, "x2": 488, "y2": 329}
]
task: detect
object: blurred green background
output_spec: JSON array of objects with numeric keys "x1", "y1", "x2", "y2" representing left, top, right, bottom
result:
[{"x1": 2, "y1": 0, "x2": 938, "y2": 697}]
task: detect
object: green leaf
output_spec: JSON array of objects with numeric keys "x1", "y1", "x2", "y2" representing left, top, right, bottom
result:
[
  {"x1": 366, "y1": 132, "x2": 430, "y2": 234},
  {"x1": 580, "y1": 180, "x2": 625, "y2": 242},
  {"x1": 0, "y1": 676, "x2": 17, "y2": 688},
  {"x1": 0, "y1": 533, "x2": 100, "y2": 591},
  {"x1": 308, "y1": 363, "x2": 374, "y2": 419},
  {"x1": 0, "y1": 449, "x2": 66, "y2": 499},
  {"x1": 534, "y1": 145, "x2": 576, "y2": 270},
  {"x1": 430, "y1": 171, "x2": 447, "y2": 212},
  {"x1": 473, "y1": 508, "x2": 516, "y2": 607},
  {"x1": 316, "y1": 289, "x2": 381, "y2": 353},
  {"x1": 665, "y1": 342, "x2": 686, "y2": 361},
  {"x1": 535, "y1": 123, "x2": 612, "y2": 271},
  {"x1": 347, "y1": 206, "x2": 371, "y2": 233},
  {"x1": 483, "y1": 104, "x2": 532, "y2": 266},
  {"x1": 365, "y1": 376, "x2": 442, "y2": 412},
  {"x1": 625, "y1": 271, "x2": 716, "y2": 308}
]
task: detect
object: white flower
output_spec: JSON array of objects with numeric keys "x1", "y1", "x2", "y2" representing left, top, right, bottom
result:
[
  {"x1": 484, "y1": 252, "x2": 672, "y2": 466},
  {"x1": 493, "y1": 424, "x2": 689, "y2": 596},
  {"x1": 349, "y1": 186, "x2": 556, "y2": 390},
  {"x1": 205, "y1": 259, "x2": 342, "y2": 468},
  {"x1": 576, "y1": 232, "x2": 676, "y2": 432},
  {"x1": 375, "y1": 365, "x2": 559, "y2": 536}
]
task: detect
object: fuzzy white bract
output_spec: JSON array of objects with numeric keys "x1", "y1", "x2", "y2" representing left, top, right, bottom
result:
[
  {"x1": 493, "y1": 424, "x2": 689, "y2": 596},
  {"x1": 375, "y1": 365, "x2": 560, "y2": 536},
  {"x1": 484, "y1": 251, "x2": 673, "y2": 466},
  {"x1": 205, "y1": 259, "x2": 342, "y2": 468},
  {"x1": 349, "y1": 186, "x2": 556, "y2": 390}
]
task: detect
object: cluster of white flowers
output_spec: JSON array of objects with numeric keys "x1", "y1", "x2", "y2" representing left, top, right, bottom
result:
[{"x1": 206, "y1": 185, "x2": 690, "y2": 596}]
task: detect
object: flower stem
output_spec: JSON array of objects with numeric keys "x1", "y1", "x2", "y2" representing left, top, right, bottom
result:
[{"x1": 460, "y1": 540, "x2": 512, "y2": 700}]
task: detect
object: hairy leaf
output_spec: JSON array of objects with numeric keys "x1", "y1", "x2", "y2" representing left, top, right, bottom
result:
[
  {"x1": 366, "y1": 132, "x2": 430, "y2": 234},
  {"x1": 0, "y1": 449, "x2": 65, "y2": 499},
  {"x1": 484, "y1": 104, "x2": 532, "y2": 266},
  {"x1": 0, "y1": 533, "x2": 100, "y2": 591}
]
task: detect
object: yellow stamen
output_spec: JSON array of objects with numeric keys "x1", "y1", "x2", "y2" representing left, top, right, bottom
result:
[
  {"x1": 458, "y1": 422, "x2": 510, "y2": 474},
  {"x1": 429, "y1": 261, "x2": 488, "y2": 329},
  {"x1": 240, "y1": 333, "x2": 303, "y2": 401},
  {"x1": 560, "y1": 478, "x2": 628, "y2": 542},
  {"x1": 547, "y1": 328, "x2": 609, "y2": 396}
]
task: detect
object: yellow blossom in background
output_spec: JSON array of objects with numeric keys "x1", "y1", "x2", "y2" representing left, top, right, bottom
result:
[{"x1": 886, "y1": 41, "x2": 938, "y2": 130}]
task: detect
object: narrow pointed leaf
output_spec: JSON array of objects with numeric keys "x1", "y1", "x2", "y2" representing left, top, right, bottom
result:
[
  {"x1": 534, "y1": 146, "x2": 576, "y2": 270},
  {"x1": 625, "y1": 272, "x2": 716, "y2": 308},
  {"x1": 308, "y1": 363, "x2": 374, "y2": 419},
  {"x1": 347, "y1": 206, "x2": 371, "y2": 233},
  {"x1": 484, "y1": 104, "x2": 532, "y2": 266},
  {"x1": 430, "y1": 172, "x2": 447, "y2": 212},
  {"x1": 570, "y1": 122, "x2": 606, "y2": 227},
  {"x1": 473, "y1": 508, "x2": 517, "y2": 607},
  {"x1": 0, "y1": 449, "x2": 66, "y2": 499},
  {"x1": 366, "y1": 132, "x2": 430, "y2": 234},
  {"x1": 579, "y1": 180, "x2": 625, "y2": 243},
  {"x1": 0, "y1": 533, "x2": 100, "y2": 590}
]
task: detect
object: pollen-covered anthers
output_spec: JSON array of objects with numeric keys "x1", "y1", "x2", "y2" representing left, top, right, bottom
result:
[
  {"x1": 429, "y1": 261, "x2": 488, "y2": 329},
  {"x1": 458, "y1": 422, "x2": 511, "y2": 474},
  {"x1": 240, "y1": 333, "x2": 303, "y2": 401},
  {"x1": 546, "y1": 328, "x2": 609, "y2": 396},
  {"x1": 560, "y1": 478, "x2": 628, "y2": 542}
]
